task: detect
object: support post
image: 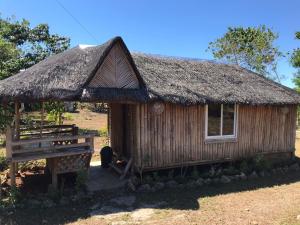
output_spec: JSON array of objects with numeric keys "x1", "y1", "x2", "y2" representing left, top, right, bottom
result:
[{"x1": 14, "y1": 102, "x2": 20, "y2": 174}]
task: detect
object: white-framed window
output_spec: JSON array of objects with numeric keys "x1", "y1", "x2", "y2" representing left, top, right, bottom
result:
[{"x1": 205, "y1": 104, "x2": 238, "y2": 140}]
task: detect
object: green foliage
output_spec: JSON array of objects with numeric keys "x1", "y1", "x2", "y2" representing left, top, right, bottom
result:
[
  {"x1": 0, "y1": 16, "x2": 70, "y2": 130},
  {"x1": 291, "y1": 32, "x2": 300, "y2": 92},
  {"x1": 0, "y1": 104, "x2": 14, "y2": 132},
  {"x1": 63, "y1": 112, "x2": 74, "y2": 121},
  {"x1": 0, "y1": 16, "x2": 70, "y2": 79},
  {"x1": 223, "y1": 165, "x2": 239, "y2": 176},
  {"x1": 208, "y1": 25, "x2": 282, "y2": 80},
  {"x1": 75, "y1": 170, "x2": 88, "y2": 192},
  {"x1": 239, "y1": 160, "x2": 252, "y2": 174},
  {"x1": 45, "y1": 101, "x2": 65, "y2": 124},
  {"x1": 98, "y1": 127, "x2": 108, "y2": 137},
  {"x1": 253, "y1": 155, "x2": 272, "y2": 171},
  {"x1": 0, "y1": 151, "x2": 8, "y2": 171},
  {"x1": 8, "y1": 186, "x2": 22, "y2": 206}
]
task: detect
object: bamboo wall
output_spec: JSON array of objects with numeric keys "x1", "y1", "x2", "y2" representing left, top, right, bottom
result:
[{"x1": 132, "y1": 103, "x2": 297, "y2": 170}]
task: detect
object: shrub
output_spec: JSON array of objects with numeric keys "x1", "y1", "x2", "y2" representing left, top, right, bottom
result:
[
  {"x1": 239, "y1": 160, "x2": 252, "y2": 174},
  {"x1": 98, "y1": 128, "x2": 108, "y2": 137},
  {"x1": 253, "y1": 155, "x2": 272, "y2": 171},
  {"x1": 223, "y1": 165, "x2": 239, "y2": 176},
  {"x1": 0, "y1": 152, "x2": 8, "y2": 171},
  {"x1": 75, "y1": 170, "x2": 88, "y2": 192},
  {"x1": 63, "y1": 112, "x2": 74, "y2": 121},
  {"x1": 8, "y1": 186, "x2": 22, "y2": 206}
]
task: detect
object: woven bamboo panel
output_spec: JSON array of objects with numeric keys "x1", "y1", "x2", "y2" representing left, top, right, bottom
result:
[
  {"x1": 55, "y1": 153, "x2": 91, "y2": 174},
  {"x1": 88, "y1": 43, "x2": 139, "y2": 89}
]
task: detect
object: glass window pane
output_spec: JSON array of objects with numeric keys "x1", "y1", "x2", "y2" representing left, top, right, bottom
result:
[
  {"x1": 223, "y1": 104, "x2": 235, "y2": 135},
  {"x1": 207, "y1": 104, "x2": 221, "y2": 136}
]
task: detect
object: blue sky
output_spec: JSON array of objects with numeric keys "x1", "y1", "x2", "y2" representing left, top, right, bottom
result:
[{"x1": 0, "y1": 0, "x2": 299, "y2": 87}]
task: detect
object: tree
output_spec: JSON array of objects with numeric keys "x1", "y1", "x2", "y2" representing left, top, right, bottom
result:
[
  {"x1": 291, "y1": 32, "x2": 300, "y2": 92},
  {"x1": 208, "y1": 26, "x2": 282, "y2": 81},
  {"x1": 0, "y1": 16, "x2": 70, "y2": 131},
  {"x1": 0, "y1": 16, "x2": 70, "y2": 80}
]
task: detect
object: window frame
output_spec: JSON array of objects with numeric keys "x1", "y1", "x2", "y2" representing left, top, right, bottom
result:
[{"x1": 205, "y1": 104, "x2": 238, "y2": 140}]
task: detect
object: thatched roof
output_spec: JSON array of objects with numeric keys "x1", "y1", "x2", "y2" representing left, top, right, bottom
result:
[{"x1": 0, "y1": 36, "x2": 299, "y2": 105}]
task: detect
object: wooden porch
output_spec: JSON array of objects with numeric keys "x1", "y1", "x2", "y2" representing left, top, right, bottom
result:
[{"x1": 5, "y1": 103, "x2": 95, "y2": 187}]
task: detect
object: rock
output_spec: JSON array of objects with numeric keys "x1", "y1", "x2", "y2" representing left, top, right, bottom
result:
[
  {"x1": 276, "y1": 167, "x2": 284, "y2": 174},
  {"x1": 220, "y1": 175, "x2": 231, "y2": 184},
  {"x1": 249, "y1": 171, "x2": 258, "y2": 179},
  {"x1": 289, "y1": 163, "x2": 300, "y2": 171},
  {"x1": 166, "y1": 180, "x2": 178, "y2": 188},
  {"x1": 297, "y1": 214, "x2": 300, "y2": 220},
  {"x1": 152, "y1": 182, "x2": 165, "y2": 191},
  {"x1": 137, "y1": 184, "x2": 152, "y2": 192},
  {"x1": 250, "y1": 221, "x2": 259, "y2": 225},
  {"x1": 110, "y1": 195, "x2": 136, "y2": 207},
  {"x1": 240, "y1": 172, "x2": 247, "y2": 180},
  {"x1": 196, "y1": 178, "x2": 204, "y2": 186},
  {"x1": 42, "y1": 219, "x2": 47, "y2": 224},
  {"x1": 204, "y1": 178, "x2": 212, "y2": 184},
  {"x1": 283, "y1": 166, "x2": 289, "y2": 173}
]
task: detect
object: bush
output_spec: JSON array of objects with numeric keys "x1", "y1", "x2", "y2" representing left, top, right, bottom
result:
[
  {"x1": 223, "y1": 165, "x2": 239, "y2": 176},
  {"x1": 0, "y1": 152, "x2": 8, "y2": 171},
  {"x1": 8, "y1": 186, "x2": 22, "y2": 206},
  {"x1": 98, "y1": 128, "x2": 108, "y2": 137},
  {"x1": 253, "y1": 155, "x2": 272, "y2": 171},
  {"x1": 63, "y1": 112, "x2": 74, "y2": 121},
  {"x1": 239, "y1": 160, "x2": 252, "y2": 174}
]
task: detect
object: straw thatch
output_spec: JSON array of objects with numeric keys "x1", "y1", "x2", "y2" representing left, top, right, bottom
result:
[{"x1": 0, "y1": 36, "x2": 299, "y2": 105}]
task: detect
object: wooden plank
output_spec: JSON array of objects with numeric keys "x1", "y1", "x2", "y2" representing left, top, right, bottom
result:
[
  {"x1": 12, "y1": 142, "x2": 90, "y2": 154},
  {"x1": 11, "y1": 134, "x2": 93, "y2": 146},
  {"x1": 12, "y1": 148, "x2": 93, "y2": 163}
]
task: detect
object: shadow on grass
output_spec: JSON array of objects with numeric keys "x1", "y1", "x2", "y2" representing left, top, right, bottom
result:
[{"x1": 1, "y1": 170, "x2": 300, "y2": 225}]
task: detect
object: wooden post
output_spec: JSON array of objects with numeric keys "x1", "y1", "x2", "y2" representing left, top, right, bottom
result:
[
  {"x1": 14, "y1": 102, "x2": 20, "y2": 175},
  {"x1": 14, "y1": 102, "x2": 20, "y2": 141},
  {"x1": 6, "y1": 127, "x2": 16, "y2": 186},
  {"x1": 107, "y1": 104, "x2": 111, "y2": 146},
  {"x1": 40, "y1": 102, "x2": 44, "y2": 138}
]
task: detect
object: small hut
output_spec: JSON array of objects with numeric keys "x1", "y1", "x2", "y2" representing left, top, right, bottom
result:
[{"x1": 0, "y1": 36, "x2": 299, "y2": 182}]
